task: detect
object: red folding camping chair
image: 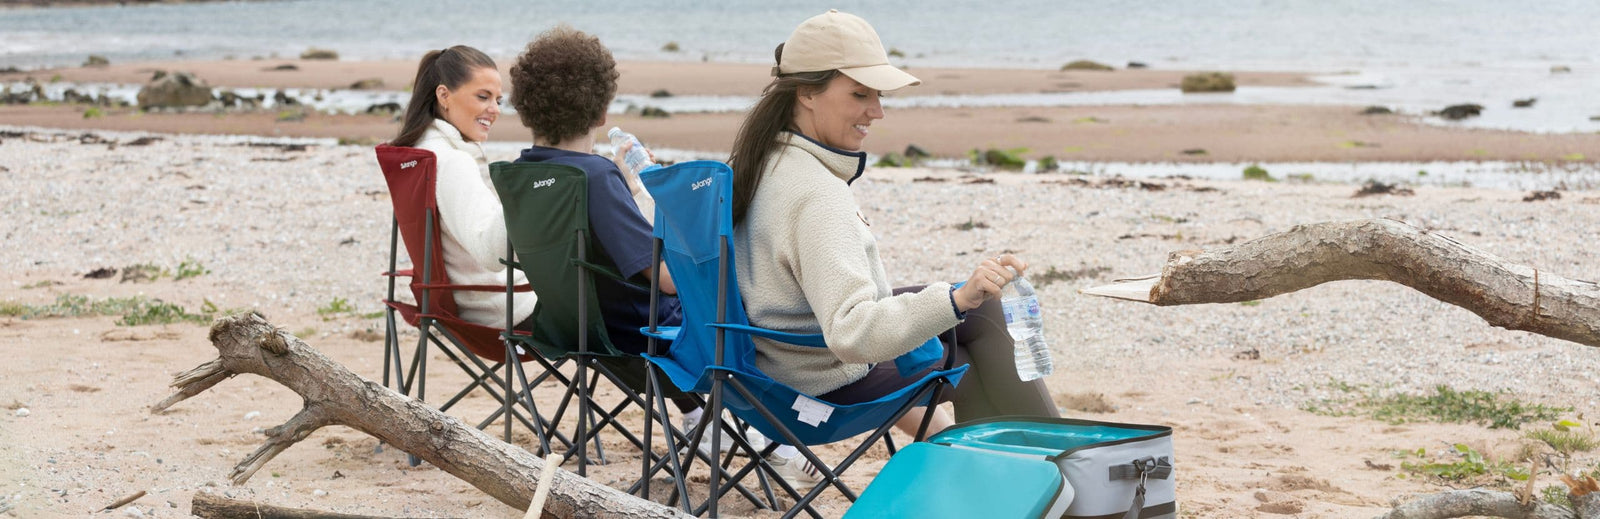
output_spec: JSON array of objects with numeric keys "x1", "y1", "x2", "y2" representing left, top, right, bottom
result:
[{"x1": 374, "y1": 144, "x2": 576, "y2": 459}]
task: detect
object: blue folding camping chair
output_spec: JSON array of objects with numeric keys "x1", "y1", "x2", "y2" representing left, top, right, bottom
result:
[{"x1": 639, "y1": 160, "x2": 969, "y2": 518}]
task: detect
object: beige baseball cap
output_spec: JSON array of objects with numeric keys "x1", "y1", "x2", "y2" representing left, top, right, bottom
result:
[{"x1": 775, "y1": 9, "x2": 921, "y2": 91}]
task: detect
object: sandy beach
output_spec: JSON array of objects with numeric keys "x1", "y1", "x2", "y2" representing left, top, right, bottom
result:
[
  {"x1": 8, "y1": 59, "x2": 1599, "y2": 164},
  {"x1": 1, "y1": 125, "x2": 1597, "y2": 518}
]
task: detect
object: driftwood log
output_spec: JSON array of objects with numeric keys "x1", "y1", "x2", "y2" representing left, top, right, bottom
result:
[
  {"x1": 1081, "y1": 218, "x2": 1599, "y2": 348},
  {"x1": 1080, "y1": 218, "x2": 1600, "y2": 518},
  {"x1": 192, "y1": 491, "x2": 404, "y2": 519},
  {"x1": 1373, "y1": 481, "x2": 1598, "y2": 519},
  {"x1": 154, "y1": 312, "x2": 688, "y2": 519}
]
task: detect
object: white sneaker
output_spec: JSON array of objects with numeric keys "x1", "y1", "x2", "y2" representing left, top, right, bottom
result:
[
  {"x1": 765, "y1": 452, "x2": 822, "y2": 490},
  {"x1": 679, "y1": 412, "x2": 770, "y2": 458}
]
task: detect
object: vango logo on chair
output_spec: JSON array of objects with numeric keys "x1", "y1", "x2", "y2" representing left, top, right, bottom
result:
[
  {"x1": 691, "y1": 177, "x2": 713, "y2": 191},
  {"x1": 399, "y1": 160, "x2": 418, "y2": 169},
  {"x1": 530, "y1": 178, "x2": 557, "y2": 189}
]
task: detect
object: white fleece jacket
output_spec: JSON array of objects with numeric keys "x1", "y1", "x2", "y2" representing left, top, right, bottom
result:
[
  {"x1": 734, "y1": 133, "x2": 960, "y2": 396},
  {"x1": 413, "y1": 119, "x2": 535, "y2": 326}
]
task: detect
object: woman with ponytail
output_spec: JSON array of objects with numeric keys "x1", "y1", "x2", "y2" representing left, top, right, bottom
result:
[
  {"x1": 392, "y1": 46, "x2": 536, "y2": 328},
  {"x1": 728, "y1": 11, "x2": 1059, "y2": 445}
]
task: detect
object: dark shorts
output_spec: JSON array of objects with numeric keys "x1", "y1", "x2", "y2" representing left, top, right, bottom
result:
[{"x1": 817, "y1": 334, "x2": 967, "y2": 405}]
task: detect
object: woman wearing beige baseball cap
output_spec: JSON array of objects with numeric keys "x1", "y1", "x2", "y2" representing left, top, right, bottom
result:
[{"x1": 727, "y1": 9, "x2": 1060, "y2": 453}]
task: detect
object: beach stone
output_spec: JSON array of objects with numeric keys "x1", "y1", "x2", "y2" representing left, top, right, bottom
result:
[
  {"x1": 1180, "y1": 72, "x2": 1236, "y2": 93},
  {"x1": 15, "y1": 408, "x2": 29, "y2": 417},
  {"x1": 1434, "y1": 103, "x2": 1483, "y2": 120},
  {"x1": 348, "y1": 78, "x2": 384, "y2": 90},
  {"x1": 265, "y1": 63, "x2": 299, "y2": 71},
  {"x1": 1360, "y1": 106, "x2": 1394, "y2": 115},
  {"x1": 649, "y1": 89, "x2": 673, "y2": 98},
  {"x1": 1060, "y1": 60, "x2": 1114, "y2": 71},
  {"x1": 639, "y1": 106, "x2": 670, "y2": 118},
  {"x1": 62, "y1": 88, "x2": 94, "y2": 105},
  {"x1": 1511, "y1": 97, "x2": 1536, "y2": 108},
  {"x1": 2, "y1": 82, "x2": 44, "y2": 105},
  {"x1": 273, "y1": 90, "x2": 300, "y2": 107},
  {"x1": 300, "y1": 47, "x2": 339, "y2": 60},
  {"x1": 903, "y1": 144, "x2": 930, "y2": 159},
  {"x1": 1126, "y1": 61, "x2": 1148, "y2": 69},
  {"x1": 1551, "y1": 65, "x2": 1571, "y2": 74},
  {"x1": 364, "y1": 102, "x2": 401, "y2": 115},
  {"x1": 136, "y1": 71, "x2": 214, "y2": 109},
  {"x1": 83, "y1": 55, "x2": 110, "y2": 68}
]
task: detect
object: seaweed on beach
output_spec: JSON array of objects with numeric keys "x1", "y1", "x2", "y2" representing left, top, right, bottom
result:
[{"x1": 1353, "y1": 180, "x2": 1414, "y2": 197}]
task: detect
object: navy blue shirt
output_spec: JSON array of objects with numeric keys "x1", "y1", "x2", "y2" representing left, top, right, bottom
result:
[{"x1": 515, "y1": 146, "x2": 682, "y2": 354}]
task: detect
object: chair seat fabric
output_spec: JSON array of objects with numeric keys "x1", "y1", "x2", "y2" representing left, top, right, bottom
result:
[{"x1": 639, "y1": 160, "x2": 966, "y2": 446}]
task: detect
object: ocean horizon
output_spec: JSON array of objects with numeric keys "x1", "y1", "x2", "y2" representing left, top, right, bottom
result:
[
  {"x1": 3, "y1": 0, "x2": 1595, "y2": 71},
  {"x1": 3, "y1": 0, "x2": 1597, "y2": 134}
]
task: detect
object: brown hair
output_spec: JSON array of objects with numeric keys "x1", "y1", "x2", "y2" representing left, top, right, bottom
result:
[
  {"x1": 508, "y1": 25, "x2": 619, "y2": 146},
  {"x1": 728, "y1": 43, "x2": 838, "y2": 223},
  {"x1": 391, "y1": 45, "x2": 497, "y2": 147}
]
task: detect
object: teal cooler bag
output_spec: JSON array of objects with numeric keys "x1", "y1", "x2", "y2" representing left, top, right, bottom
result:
[{"x1": 929, "y1": 417, "x2": 1176, "y2": 519}]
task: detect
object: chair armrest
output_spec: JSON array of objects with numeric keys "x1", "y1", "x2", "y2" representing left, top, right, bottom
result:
[
  {"x1": 381, "y1": 268, "x2": 416, "y2": 278},
  {"x1": 414, "y1": 282, "x2": 533, "y2": 293},
  {"x1": 638, "y1": 326, "x2": 680, "y2": 342},
  {"x1": 707, "y1": 323, "x2": 828, "y2": 348}
]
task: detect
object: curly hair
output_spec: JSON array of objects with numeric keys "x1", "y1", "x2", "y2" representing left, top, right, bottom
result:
[{"x1": 509, "y1": 25, "x2": 619, "y2": 146}]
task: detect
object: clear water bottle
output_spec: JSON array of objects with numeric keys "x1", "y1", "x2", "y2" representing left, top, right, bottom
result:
[
  {"x1": 1002, "y1": 276, "x2": 1053, "y2": 381},
  {"x1": 607, "y1": 127, "x2": 652, "y2": 174}
]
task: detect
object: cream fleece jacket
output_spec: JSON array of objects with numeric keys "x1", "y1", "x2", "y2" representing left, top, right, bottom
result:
[
  {"x1": 414, "y1": 119, "x2": 535, "y2": 326},
  {"x1": 734, "y1": 132, "x2": 960, "y2": 396}
]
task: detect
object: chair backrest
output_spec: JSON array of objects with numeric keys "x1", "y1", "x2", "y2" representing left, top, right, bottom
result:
[
  {"x1": 488, "y1": 161, "x2": 621, "y2": 360},
  {"x1": 374, "y1": 145, "x2": 459, "y2": 317},
  {"x1": 375, "y1": 145, "x2": 519, "y2": 363},
  {"x1": 642, "y1": 160, "x2": 968, "y2": 446},
  {"x1": 639, "y1": 161, "x2": 763, "y2": 389}
]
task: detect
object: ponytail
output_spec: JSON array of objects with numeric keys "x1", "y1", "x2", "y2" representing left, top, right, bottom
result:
[
  {"x1": 728, "y1": 43, "x2": 837, "y2": 223},
  {"x1": 391, "y1": 45, "x2": 497, "y2": 147}
]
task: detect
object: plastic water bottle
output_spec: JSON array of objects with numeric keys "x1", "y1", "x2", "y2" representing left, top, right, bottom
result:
[
  {"x1": 1002, "y1": 276, "x2": 1053, "y2": 381},
  {"x1": 607, "y1": 127, "x2": 652, "y2": 174}
]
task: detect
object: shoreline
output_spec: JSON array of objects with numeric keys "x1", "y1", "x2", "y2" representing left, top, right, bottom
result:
[
  {"x1": 6, "y1": 103, "x2": 1599, "y2": 165},
  {"x1": 6, "y1": 58, "x2": 1321, "y2": 96},
  {"x1": 5, "y1": 58, "x2": 1598, "y2": 164}
]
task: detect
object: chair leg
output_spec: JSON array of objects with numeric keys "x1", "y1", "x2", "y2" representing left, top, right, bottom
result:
[
  {"x1": 510, "y1": 356, "x2": 553, "y2": 457},
  {"x1": 585, "y1": 367, "x2": 607, "y2": 464}
]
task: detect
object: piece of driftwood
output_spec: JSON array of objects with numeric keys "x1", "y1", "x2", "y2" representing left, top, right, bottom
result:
[
  {"x1": 103, "y1": 490, "x2": 146, "y2": 510},
  {"x1": 1081, "y1": 219, "x2": 1599, "y2": 348},
  {"x1": 1077, "y1": 218, "x2": 1599, "y2": 518},
  {"x1": 1373, "y1": 488, "x2": 1581, "y2": 519},
  {"x1": 156, "y1": 312, "x2": 688, "y2": 519},
  {"x1": 192, "y1": 491, "x2": 402, "y2": 519}
]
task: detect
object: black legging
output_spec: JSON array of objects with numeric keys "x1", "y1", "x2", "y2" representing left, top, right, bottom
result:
[{"x1": 819, "y1": 286, "x2": 1059, "y2": 422}]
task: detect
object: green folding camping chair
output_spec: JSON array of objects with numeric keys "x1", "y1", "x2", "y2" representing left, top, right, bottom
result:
[{"x1": 489, "y1": 160, "x2": 777, "y2": 511}]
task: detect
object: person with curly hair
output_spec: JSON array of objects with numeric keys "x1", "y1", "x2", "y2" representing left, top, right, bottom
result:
[
  {"x1": 508, "y1": 23, "x2": 672, "y2": 359},
  {"x1": 507, "y1": 25, "x2": 765, "y2": 459}
]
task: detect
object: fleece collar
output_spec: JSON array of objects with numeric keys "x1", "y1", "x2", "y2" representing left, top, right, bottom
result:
[
  {"x1": 781, "y1": 131, "x2": 866, "y2": 185},
  {"x1": 427, "y1": 118, "x2": 486, "y2": 161}
]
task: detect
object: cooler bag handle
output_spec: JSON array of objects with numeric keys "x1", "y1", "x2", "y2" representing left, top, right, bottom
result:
[{"x1": 1109, "y1": 456, "x2": 1171, "y2": 519}]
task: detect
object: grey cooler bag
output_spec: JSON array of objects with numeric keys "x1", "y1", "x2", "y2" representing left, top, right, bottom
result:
[{"x1": 927, "y1": 417, "x2": 1176, "y2": 519}]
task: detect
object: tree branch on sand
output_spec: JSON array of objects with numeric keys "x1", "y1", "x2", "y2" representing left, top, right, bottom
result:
[
  {"x1": 1080, "y1": 218, "x2": 1599, "y2": 349},
  {"x1": 1371, "y1": 476, "x2": 1598, "y2": 519},
  {"x1": 1080, "y1": 218, "x2": 1600, "y2": 518},
  {"x1": 153, "y1": 312, "x2": 688, "y2": 519}
]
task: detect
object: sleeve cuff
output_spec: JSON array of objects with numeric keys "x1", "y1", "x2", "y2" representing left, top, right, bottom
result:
[{"x1": 948, "y1": 285, "x2": 968, "y2": 321}]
